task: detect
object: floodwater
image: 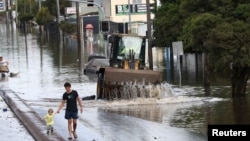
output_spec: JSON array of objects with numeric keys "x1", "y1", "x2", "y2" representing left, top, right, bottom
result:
[{"x1": 1, "y1": 22, "x2": 250, "y2": 141}]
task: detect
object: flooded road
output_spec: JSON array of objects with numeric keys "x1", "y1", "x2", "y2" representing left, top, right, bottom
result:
[{"x1": 1, "y1": 22, "x2": 250, "y2": 141}]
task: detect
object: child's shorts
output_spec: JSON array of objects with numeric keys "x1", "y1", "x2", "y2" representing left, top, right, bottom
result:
[{"x1": 47, "y1": 125, "x2": 53, "y2": 130}]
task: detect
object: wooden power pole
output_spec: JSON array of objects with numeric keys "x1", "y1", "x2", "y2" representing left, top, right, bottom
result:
[
  {"x1": 146, "y1": 0, "x2": 153, "y2": 70},
  {"x1": 76, "y1": 2, "x2": 82, "y2": 71}
]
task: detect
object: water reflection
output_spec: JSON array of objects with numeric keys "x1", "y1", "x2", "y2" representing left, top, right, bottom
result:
[
  {"x1": 170, "y1": 104, "x2": 208, "y2": 134},
  {"x1": 0, "y1": 23, "x2": 91, "y2": 97},
  {"x1": 170, "y1": 95, "x2": 250, "y2": 135},
  {"x1": 96, "y1": 108, "x2": 151, "y2": 141},
  {"x1": 98, "y1": 100, "x2": 209, "y2": 136},
  {"x1": 232, "y1": 97, "x2": 250, "y2": 124},
  {"x1": 100, "y1": 105, "x2": 164, "y2": 123}
]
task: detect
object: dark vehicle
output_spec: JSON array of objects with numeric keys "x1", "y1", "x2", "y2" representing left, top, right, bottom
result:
[
  {"x1": 87, "y1": 54, "x2": 106, "y2": 62},
  {"x1": 83, "y1": 58, "x2": 109, "y2": 74}
]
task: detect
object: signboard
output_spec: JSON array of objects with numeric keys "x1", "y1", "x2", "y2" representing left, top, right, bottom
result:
[
  {"x1": 116, "y1": 5, "x2": 130, "y2": 15},
  {"x1": 0, "y1": 1, "x2": 5, "y2": 11},
  {"x1": 133, "y1": 0, "x2": 142, "y2": 4},
  {"x1": 65, "y1": 7, "x2": 76, "y2": 14},
  {"x1": 136, "y1": 4, "x2": 149, "y2": 13},
  {"x1": 172, "y1": 41, "x2": 184, "y2": 56},
  {"x1": 115, "y1": 3, "x2": 154, "y2": 15}
]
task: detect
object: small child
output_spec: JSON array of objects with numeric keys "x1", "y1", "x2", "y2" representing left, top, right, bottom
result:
[{"x1": 44, "y1": 108, "x2": 55, "y2": 134}]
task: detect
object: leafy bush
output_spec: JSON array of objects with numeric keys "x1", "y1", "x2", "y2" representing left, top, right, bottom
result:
[
  {"x1": 59, "y1": 21, "x2": 77, "y2": 35},
  {"x1": 35, "y1": 7, "x2": 53, "y2": 25},
  {"x1": 18, "y1": 13, "x2": 34, "y2": 22}
]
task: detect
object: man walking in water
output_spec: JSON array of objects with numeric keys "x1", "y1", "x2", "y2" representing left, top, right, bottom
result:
[{"x1": 57, "y1": 82, "x2": 83, "y2": 140}]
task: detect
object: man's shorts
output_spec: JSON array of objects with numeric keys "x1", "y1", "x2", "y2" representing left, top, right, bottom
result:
[{"x1": 65, "y1": 110, "x2": 78, "y2": 119}]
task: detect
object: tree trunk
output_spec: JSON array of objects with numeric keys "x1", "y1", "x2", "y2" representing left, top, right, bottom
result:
[
  {"x1": 40, "y1": 25, "x2": 45, "y2": 34},
  {"x1": 231, "y1": 66, "x2": 250, "y2": 97},
  {"x1": 203, "y1": 53, "x2": 210, "y2": 96}
]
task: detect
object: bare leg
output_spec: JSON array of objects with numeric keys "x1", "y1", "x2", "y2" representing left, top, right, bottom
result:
[
  {"x1": 73, "y1": 119, "x2": 77, "y2": 138},
  {"x1": 73, "y1": 119, "x2": 77, "y2": 131},
  {"x1": 68, "y1": 119, "x2": 73, "y2": 138}
]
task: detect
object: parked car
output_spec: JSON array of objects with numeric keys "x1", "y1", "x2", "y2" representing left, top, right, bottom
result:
[
  {"x1": 87, "y1": 54, "x2": 106, "y2": 62},
  {"x1": 83, "y1": 58, "x2": 110, "y2": 75}
]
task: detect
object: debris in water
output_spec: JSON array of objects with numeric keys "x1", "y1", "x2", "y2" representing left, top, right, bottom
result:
[{"x1": 3, "y1": 108, "x2": 7, "y2": 112}]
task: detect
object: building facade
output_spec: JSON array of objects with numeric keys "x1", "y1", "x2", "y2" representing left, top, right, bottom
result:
[
  {"x1": 102, "y1": 0, "x2": 155, "y2": 34},
  {"x1": 79, "y1": 0, "x2": 155, "y2": 35},
  {"x1": 101, "y1": 0, "x2": 154, "y2": 22}
]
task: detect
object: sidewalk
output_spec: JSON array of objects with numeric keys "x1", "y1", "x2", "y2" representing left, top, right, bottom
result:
[
  {"x1": 0, "y1": 87, "x2": 65, "y2": 141},
  {"x1": 0, "y1": 97, "x2": 34, "y2": 140}
]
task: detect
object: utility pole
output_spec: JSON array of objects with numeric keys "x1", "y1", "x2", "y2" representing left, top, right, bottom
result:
[
  {"x1": 39, "y1": 1, "x2": 41, "y2": 10},
  {"x1": 15, "y1": 0, "x2": 18, "y2": 25},
  {"x1": 128, "y1": 0, "x2": 131, "y2": 33},
  {"x1": 5, "y1": 0, "x2": 9, "y2": 24},
  {"x1": 203, "y1": 53, "x2": 210, "y2": 96},
  {"x1": 56, "y1": 0, "x2": 60, "y2": 23},
  {"x1": 29, "y1": 0, "x2": 31, "y2": 14},
  {"x1": 146, "y1": 0, "x2": 153, "y2": 70},
  {"x1": 76, "y1": 2, "x2": 82, "y2": 71}
]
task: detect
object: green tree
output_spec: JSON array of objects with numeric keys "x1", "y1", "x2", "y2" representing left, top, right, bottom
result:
[
  {"x1": 154, "y1": 0, "x2": 250, "y2": 97},
  {"x1": 43, "y1": 0, "x2": 71, "y2": 19},
  {"x1": 35, "y1": 7, "x2": 53, "y2": 25},
  {"x1": 59, "y1": 21, "x2": 77, "y2": 35},
  {"x1": 154, "y1": 2, "x2": 183, "y2": 47},
  {"x1": 17, "y1": 0, "x2": 38, "y2": 22},
  {"x1": 18, "y1": 13, "x2": 34, "y2": 22},
  {"x1": 16, "y1": 0, "x2": 70, "y2": 23}
]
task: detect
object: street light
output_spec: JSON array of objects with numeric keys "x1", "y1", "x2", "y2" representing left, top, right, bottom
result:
[{"x1": 67, "y1": 0, "x2": 105, "y2": 20}]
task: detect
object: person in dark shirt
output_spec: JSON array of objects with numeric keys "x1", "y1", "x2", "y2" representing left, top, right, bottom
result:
[{"x1": 57, "y1": 82, "x2": 83, "y2": 140}]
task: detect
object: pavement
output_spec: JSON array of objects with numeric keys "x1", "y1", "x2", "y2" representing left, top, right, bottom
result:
[
  {"x1": 0, "y1": 97, "x2": 34, "y2": 140},
  {"x1": 0, "y1": 86, "x2": 65, "y2": 141}
]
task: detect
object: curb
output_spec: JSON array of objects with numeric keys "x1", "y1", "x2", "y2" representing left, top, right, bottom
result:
[{"x1": 0, "y1": 87, "x2": 65, "y2": 141}]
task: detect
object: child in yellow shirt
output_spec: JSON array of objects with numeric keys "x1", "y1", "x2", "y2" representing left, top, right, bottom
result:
[{"x1": 44, "y1": 108, "x2": 55, "y2": 134}]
